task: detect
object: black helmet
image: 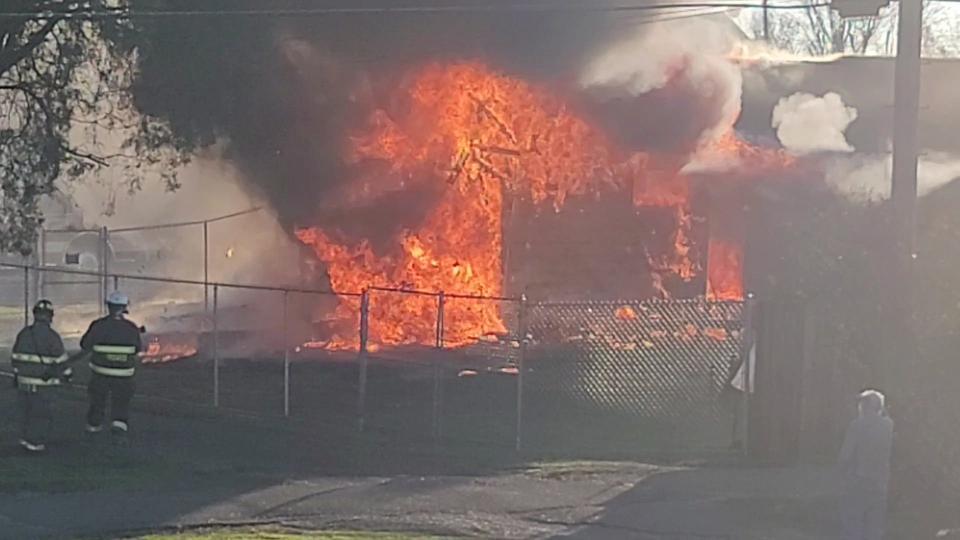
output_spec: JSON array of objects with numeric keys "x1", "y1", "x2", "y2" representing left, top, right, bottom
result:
[{"x1": 33, "y1": 299, "x2": 54, "y2": 319}]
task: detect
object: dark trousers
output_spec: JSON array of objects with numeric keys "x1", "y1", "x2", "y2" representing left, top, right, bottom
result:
[
  {"x1": 842, "y1": 476, "x2": 888, "y2": 540},
  {"x1": 86, "y1": 373, "x2": 134, "y2": 429},
  {"x1": 18, "y1": 388, "x2": 53, "y2": 444}
]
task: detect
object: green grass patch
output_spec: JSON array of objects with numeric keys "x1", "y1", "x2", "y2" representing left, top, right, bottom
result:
[
  {"x1": 0, "y1": 445, "x2": 179, "y2": 493},
  {"x1": 124, "y1": 527, "x2": 452, "y2": 540}
]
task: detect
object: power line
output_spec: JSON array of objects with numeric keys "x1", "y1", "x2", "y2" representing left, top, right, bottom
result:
[
  {"x1": 618, "y1": 6, "x2": 739, "y2": 24},
  {"x1": 109, "y1": 206, "x2": 263, "y2": 233},
  {"x1": 0, "y1": 2, "x2": 831, "y2": 20}
]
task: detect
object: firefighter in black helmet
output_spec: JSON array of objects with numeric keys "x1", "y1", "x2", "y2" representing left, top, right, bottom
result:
[
  {"x1": 81, "y1": 291, "x2": 142, "y2": 440},
  {"x1": 10, "y1": 300, "x2": 69, "y2": 453}
]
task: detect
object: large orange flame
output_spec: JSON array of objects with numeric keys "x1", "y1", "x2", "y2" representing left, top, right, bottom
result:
[
  {"x1": 298, "y1": 62, "x2": 626, "y2": 348},
  {"x1": 296, "y1": 61, "x2": 787, "y2": 349},
  {"x1": 706, "y1": 239, "x2": 745, "y2": 301}
]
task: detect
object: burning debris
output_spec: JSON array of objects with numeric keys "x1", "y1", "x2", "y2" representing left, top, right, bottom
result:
[
  {"x1": 528, "y1": 299, "x2": 742, "y2": 357},
  {"x1": 141, "y1": 334, "x2": 198, "y2": 364},
  {"x1": 615, "y1": 306, "x2": 639, "y2": 321},
  {"x1": 457, "y1": 365, "x2": 518, "y2": 378}
]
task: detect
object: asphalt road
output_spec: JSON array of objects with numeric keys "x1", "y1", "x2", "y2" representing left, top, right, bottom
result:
[{"x1": 0, "y1": 374, "x2": 859, "y2": 540}]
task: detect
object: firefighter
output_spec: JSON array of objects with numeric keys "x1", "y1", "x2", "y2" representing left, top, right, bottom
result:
[
  {"x1": 10, "y1": 300, "x2": 69, "y2": 453},
  {"x1": 81, "y1": 292, "x2": 142, "y2": 440}
]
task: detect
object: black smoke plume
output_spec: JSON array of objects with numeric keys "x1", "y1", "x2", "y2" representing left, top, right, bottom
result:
[{"x1": 131, "y1": 2, "x2": 743, "y2": 245}]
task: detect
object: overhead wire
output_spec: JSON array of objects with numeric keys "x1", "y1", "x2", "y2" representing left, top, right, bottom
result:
[
  {"x1": 0, "y1": 1, "x2": 832, "y2": 19},
  {"x1": 615, "y1": 6, "x2": 742, "y2": 25}
]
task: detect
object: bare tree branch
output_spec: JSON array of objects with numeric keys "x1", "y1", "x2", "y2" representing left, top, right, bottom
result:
[
  {"x1": 0, "y1": 2, "x2": 189, "y2": 253},
  {"x1": 750, "y1": 2, "x2": 958, "y2": 57},
  {"x1": 0, "y1": 16, "x2": 62, "y2": 75},
  {"x1": 59, "y1": 144, "x2": 110, "y2": 166}
]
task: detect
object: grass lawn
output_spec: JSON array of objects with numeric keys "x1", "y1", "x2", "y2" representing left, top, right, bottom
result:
[
  {"x1": 124, "y1": 527, "x2": 452, "y2": 540},
  {"x1": 0, "y1": 384, "x2": 219, "y2": 493},
  {"x1": 0, "y1": 446, "x2": 179, "y2": 493}
]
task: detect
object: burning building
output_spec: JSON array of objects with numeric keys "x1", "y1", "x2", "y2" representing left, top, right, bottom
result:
[
  {"x1": 292, "y1": 59, "x2": 793, "y2": 349},
  {"x1": 133, "y1": 10, "x2": 802, "y2": 351}
]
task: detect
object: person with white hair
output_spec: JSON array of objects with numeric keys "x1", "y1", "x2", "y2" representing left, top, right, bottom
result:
[{"x1": 839, "y1": 389, "x2": 894, "y2": 540}]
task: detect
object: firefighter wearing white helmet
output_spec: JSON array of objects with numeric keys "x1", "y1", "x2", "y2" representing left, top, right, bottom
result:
[
  {"x1": 80, "y1": 291, "x2": 142, "y2": 441},
  {"x1": 10, "y1": 300, "x2": 69, "y2": 453}
]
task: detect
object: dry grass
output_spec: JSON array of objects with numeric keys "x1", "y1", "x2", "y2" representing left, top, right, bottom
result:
[{"x1": 125, "y1": 527, "x2": 451, "y2": 540}]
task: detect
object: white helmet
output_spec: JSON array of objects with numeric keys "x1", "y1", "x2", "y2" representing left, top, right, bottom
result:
[{"x1": 106, "y1": 291, "x2": 129, "y2": 307}]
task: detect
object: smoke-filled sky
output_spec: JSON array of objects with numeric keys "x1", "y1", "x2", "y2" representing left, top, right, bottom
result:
[
  {"x1": 119, "y1": 5, "x2": 960, "y2": 240},
  {"x1": 129, "y1": 5, "x2": 749, "y2": 238}
]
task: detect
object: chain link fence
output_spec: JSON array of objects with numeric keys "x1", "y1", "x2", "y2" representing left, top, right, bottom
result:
[
  {"x1": 523, "y1": 299, "x2": 746, "y2": 455},
  {"x1": 1, "y1": 262, "x2": 748, "y2": 457},
  {"x1": 37, "y1": 207, "x2": 264, "y2": 311},
  {"x1": 0, "y1": 261, "x2": 31, "y2": 344}
]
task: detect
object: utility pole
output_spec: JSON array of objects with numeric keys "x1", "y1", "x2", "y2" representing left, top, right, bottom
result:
[
  {"x1": 891, "y1": 0, "x2": 923, "y2": 260},
  {"x1": 831, "y1": 0, "x2": 922, "y2": 387},
  {"x1": 886, "y1": 0, "x2": 923, "y2": 388},
  {"x1": 762, "y1": 0, "x2": 769, "y2": 40},
  {"x1": 831, "y1": 0, "x2": 922, "y2": 230}
]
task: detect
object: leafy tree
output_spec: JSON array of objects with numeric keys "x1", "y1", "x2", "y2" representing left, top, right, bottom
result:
[{"x1": 0, "y1": 0, "x2": 184, "y2": 256}]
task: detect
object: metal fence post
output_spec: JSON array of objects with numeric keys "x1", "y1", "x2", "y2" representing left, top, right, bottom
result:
[
  {"x1": 213, "y1": 284, "x2": 220, "y2": 408},
  {"x1": 98, "y1": 227, "x2": 106, "y2": 314},
  {"x1": 740, "y1": 293, "x2": 757, "y2": 458},
  {"x1": 203, "y1": 221, "x2": 209, "y2": 314},
  {"x1": 357, "y1": 289, "x2": 370, "y2": 432},
  {"x1": 23, "y1": 265, "x2": 29, "y2": 326},
  {"x1": 37, "y1": 227, "x2": 46, "y2": 300},
  {"x1": 102, "y1": 227, "x2": 110, "y2": 297},
  {"x1": 31, "y1": 237, "x2": 39, "y2": 303},
  {"x1": 432, "y1": 291, "x2": 445, "y2": 444},
  {"x1": 283, "y1": 290, "x2": 290, "y2": 417},
  {"x1": 516, "y1": 294, "x2": 528, "y2": 452}
]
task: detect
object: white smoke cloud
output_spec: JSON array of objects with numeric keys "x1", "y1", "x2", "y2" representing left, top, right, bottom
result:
[
  {"x1": 63, "y1": 154, "x2": 301, "y2": 287},
  {"x1": 773, "y1": 92, "x2": 858, "y2": 154},
  {"x1": 54, "y1": 154, "x2": 310, "y2": 341},
  {"x1": 825, "y1": 152, "x2": 960, "y2": 202},
  {"x1": 579, "y1": 17, "x2": 744, "y2": 146}
]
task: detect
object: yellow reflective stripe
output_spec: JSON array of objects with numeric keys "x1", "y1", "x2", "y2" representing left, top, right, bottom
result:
[
  {"x1": 89, "y1": 363, "x2": 135, "y2": 377},
  {"x1": 11, "y1": 353, "x2": 68, "y2": 364},
  {"x1": 93, "y1": 345, "x2": 137, "y2": 354},
  {"x1": 96, "y1": 354, "x2": 133, "y2": 366},
  {"x1": 16, "y1": 375, "x2": 60, "y2": 386}
]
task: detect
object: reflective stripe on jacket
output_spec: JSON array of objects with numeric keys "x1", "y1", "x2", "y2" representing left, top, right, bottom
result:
[
  {"x1": 12, "y1": 352, "x2": 71, "y2": 385},
  {"x1": 81, "y1": 316, "x2": 142, "y2": 378},
  {"x1": 15, "y1": 371, "x2": 72, "y2": 386},
  {"x1": 11, "y1": 322, "x2": 67, "y2": 387},
  {"x1": 89, "y1": 344, "x2": 137, "y2": 377},
  {"x1": 11, "y1": 352, "x2": 68, "y2": 364}
]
